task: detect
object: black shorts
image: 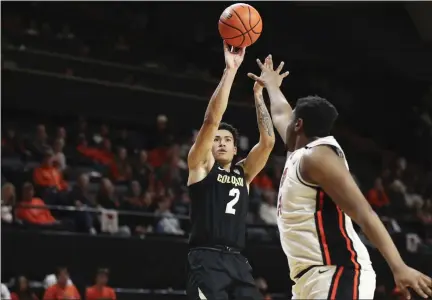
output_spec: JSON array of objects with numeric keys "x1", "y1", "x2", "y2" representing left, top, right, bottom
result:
[{"x1": 186, "y1": 247, "x2": 262, "y2": 300}]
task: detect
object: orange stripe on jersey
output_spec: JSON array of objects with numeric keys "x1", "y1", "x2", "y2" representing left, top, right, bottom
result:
[
  {"x1": 317, "y1": 191, "x2": 332, "y2": 265},
  {"x1": 337, "y1": 206, "x2": 360, "y2": 299},
  {"x1": 330, "y1": 266, "x2": 344, "y2": 300}
]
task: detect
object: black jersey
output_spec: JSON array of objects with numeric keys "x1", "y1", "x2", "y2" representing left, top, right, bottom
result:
[{"x1": 188, "y1": 162, "x2": 249, "y2": 250}]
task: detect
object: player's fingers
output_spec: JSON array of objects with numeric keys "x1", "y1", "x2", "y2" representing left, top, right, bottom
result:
[
  {"x1": 223, "y1": 40, "x2": 229, "y2": 52},
  {"x1": 276, "y1": 61, "x2": 285, "y2": 73},
  {"x1": 238, "y1": 46, "x2": 246, "y2": 56},
  {"x1": 422, "y1": 274, "x2": 432, "y2": 286},
  {"x1": 247, "y1": 73, "x2": 260, "y2": 81},
  {"x1": 256, "y1": 59, "x2": 265, "y2": 70},
  {"x1": 413, "y1": 283, "x2": 429, "y2": 299},
  {"x1": 420, "y1": 277, "x2": 432, "y2": 297},
  {"x1": 264, "y1": 56, "x2": 271, "y2": 67},
  {"x1": 399, "y1": 286, "x2": 411, "y2": 300},
  {"x1": 268, "y1": 54, "x2": 274, "y2": 69},
  {"x1": 281, "y1": 71, "x2": 290, "y2": 78}
]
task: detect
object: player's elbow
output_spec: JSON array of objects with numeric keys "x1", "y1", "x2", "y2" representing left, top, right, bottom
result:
[
  {"x1": 259, "y1": 137, "x2": 275, "y2": 149},
  {"x1": 203, "y1": 113, "x2": 221, "y2": 127}
]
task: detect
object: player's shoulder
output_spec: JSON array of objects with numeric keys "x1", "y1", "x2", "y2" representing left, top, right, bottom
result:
[{"x1": 303, "y1": 144, "x2": 342, "y2": 167}]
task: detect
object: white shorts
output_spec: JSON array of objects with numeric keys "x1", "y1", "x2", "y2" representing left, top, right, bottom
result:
[{"x1": 292, "y1": 266, "x2": 376, "y2": 300}]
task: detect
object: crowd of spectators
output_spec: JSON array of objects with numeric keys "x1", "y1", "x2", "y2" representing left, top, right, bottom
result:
[
  {"x1": 1, "y1": 112, "x2": 431, "y2": 245},
  {"x1": 1, "y1": 267, "x2": 115, "y2": 300}
]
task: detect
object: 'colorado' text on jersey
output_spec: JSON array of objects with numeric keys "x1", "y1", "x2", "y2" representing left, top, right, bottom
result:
[
  {"x1": 277, "y1": 136, "x2": 373, "y2": 281},
  {"x1": 188, "y1": 162, "x2": 249, "y2": 250}
]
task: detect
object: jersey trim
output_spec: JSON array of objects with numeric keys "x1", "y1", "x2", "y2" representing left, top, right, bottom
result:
[
  {"x1": 296, "y1": 155, "x2": 319, "y2": 188},
  {"x1": 315, "y1": 189, "x2": 361, "y2": 272},
  {"x1": 328, "y1": 266, "x2": 361, "y2": 300}
]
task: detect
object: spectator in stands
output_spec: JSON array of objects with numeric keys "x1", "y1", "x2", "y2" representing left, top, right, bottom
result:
[
  {"x1": 29, "y1": 124, "x2": 49, "y2": 159},
  {"x1": 2, "y1": 127, "x2": 30, "y2": 158},
  {"x1": 93, "y1": 124, "x2": 110, "y2": 145},
  {"x1": 404, "y1": 184, "x2": 424, "y2": 210},
  {"x1": 252, "y1": 170, "x2": 274, "y2": 192},
  {"x1": 133, "y1": 150, "x2": 153, "y2": 190},
  {"x1": 172, "y1": 188, "x2": 190, "y2": 216},
  {"x1": 69, "y1": 174, "x2": 93, "y2": 206},
  {"x1": 97, "y1": 178, "x2": 120, "y2": 209},
  {"x1": 1, "y1": 183, "x2": 15, "y2": 223},
  {"x1": 123, "y1": 180, "x2": 144, "y2": 208},
  {"x1": 149, "y1": 114, "x2": 173, "y2": 149},
  {"x1": 157, "y1": 144, "x2": 186, "y2": 192},
  {"x1": 259, "y1": 191, "x2": 278, "y2": 225},
  {"x1": 15, "y1": 182, "x2": 57, "y2": 225},
  {"x1": 85, "y1": 268, "x2": 116, "y2": 300},
  {"x1": 154, "y1": 196, "x2": 184, "y2": 235},
  {"x1": 55, "y1": 126, "x2": 67, "y2": 142},
  {"x1": 43, "y1": 267, "x2": 80, "y2": 300},
  {"x1": 114, "y1": 129, "x2": 140, "y2": 154},
  {"x1": 134, "y1": 191, "x2": 156, "y2": 235},
  {"x1": 10, "y1": 275, "x2": 38, "y2": 300},
  {"x1": 111, "y1": 146, "x2": 132, "y2": 182},
  {"x1": 33, "y1": 149, "x2": 68, "y2": 204},
  {"x1": 52, "y1": 138, "x2": 67, "y2": 171},
  {"x1": 367, "y1": 177, "x2": 390, "y2": 212}
]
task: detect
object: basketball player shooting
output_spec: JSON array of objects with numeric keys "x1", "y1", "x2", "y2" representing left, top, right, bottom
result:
[
  {"x1": 248, "y1": 55, "x2": 432, "y2": 300},
  {"x1": 186, "y1": 43, "x2": 275, "y2": 300}
]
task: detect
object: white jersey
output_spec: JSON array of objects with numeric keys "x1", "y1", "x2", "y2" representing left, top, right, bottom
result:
[{"x1": 276, "y1": 136, "x2": 373, "y2": 281}]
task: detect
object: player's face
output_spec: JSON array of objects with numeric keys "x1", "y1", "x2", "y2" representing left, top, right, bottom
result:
[
  {"x1": 285, "y1": 111, "x2": 297, "y2": 152},
  {"x1": 212, "y1": 129, "x2": 237, "y2": 164},
  {"x1": 285, "y1": 109, "x2": 303, "y2": 152}
]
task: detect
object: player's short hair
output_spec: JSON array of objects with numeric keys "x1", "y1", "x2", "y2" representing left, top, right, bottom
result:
[
  {"x1": 294, "y1": 95, "x2": 338, "y2": 138},
  {"x1": 218, "y1": 122, "x2": 239, "y2": 146}
]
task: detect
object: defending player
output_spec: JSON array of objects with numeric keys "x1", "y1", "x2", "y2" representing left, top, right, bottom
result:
[
  {"x1": 186, "y1": 44, "x2": 276, "y2": 300},
  {"x1": 248, "y1": 55, "x2": 432, "y2": 300}
]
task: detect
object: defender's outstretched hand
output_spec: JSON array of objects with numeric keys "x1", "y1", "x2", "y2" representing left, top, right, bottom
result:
[
  {"x1": 253, "y1": 55, "x2": 271, "y2": 93},
  {"x1": 248, "y1": 54, "x2": 289, "y2": 88},
  {"x1": 224, "y1": 41, "x2": 246, "y2": 70},
  {"x1": 393, "y1": 265, "x2": 432, "y2": 299}
]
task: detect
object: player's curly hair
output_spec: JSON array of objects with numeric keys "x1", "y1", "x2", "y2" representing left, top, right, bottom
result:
[
  {"x1": 294, "y1": 95, "x2": 339, "y2": 138},
  {"x1": 218, "y1": 122, "x2": 239, "y2": 146}
]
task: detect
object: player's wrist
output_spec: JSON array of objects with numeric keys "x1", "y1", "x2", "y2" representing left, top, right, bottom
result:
[
  {"x1": 224, "y1": 66, "x2": 238, "y2": 74},
  {"x1": 253, "y1": 89, "x2": 263, "y2": 95},
  {"x1": 265, "y1": 82, "x2": 279, "y2": 90}
]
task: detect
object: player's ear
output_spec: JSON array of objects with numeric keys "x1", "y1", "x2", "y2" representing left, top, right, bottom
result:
[
  {"x1": 233, "y1": 146, "x2": 238, "y2": 156},
  {"x1": 294, "y1": 118, "x2": 303, "y2": 133}
]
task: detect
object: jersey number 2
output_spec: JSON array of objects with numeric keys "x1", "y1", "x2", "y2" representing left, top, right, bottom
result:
[{"x1": 225, "y1": 188, "x2": 240, "y2": 215}]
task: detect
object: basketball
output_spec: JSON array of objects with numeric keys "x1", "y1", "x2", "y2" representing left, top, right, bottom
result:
[{"x1": 218, "y1": 3, "x2": 262, "y2": 48}]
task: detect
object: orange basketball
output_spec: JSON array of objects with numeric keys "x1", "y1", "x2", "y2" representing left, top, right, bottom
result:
[{"x1": 218, "y1": 3, "x2": 262, "y2": 48}]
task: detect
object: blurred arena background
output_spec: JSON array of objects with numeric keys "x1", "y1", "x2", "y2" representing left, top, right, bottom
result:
[{"x1": 1, "y1": 1, "x2": 432, "y2": 300}]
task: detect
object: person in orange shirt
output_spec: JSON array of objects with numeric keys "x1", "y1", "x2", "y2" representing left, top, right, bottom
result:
[
  {"x1": 367, "y1": 177, "x2": 390, "y2": 209},
  {"x1": 86, "y1": 268, "x2": 116, "y2": 300},
  {"x1": 43, "y1": 267, "x2": 80, "y2": 300},
  {"x1": 15, "y1": 182, "x2": 57, "y2": 225},
  {"x1": 33, "y1": 149, "x2": 68, "y2": 192}
]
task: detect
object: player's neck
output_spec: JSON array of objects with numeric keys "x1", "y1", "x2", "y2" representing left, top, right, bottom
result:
[
  {"x1": 218, "y1": 161, "x2": 232, "y2": 171},
  {"x1": 294, "y1": 136, "x2": 319, "y2": 150}
]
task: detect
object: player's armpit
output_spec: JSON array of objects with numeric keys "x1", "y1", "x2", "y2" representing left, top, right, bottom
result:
[
  {"x1": 187, "y1": 121, "x2": 218, "y2": 169},
  {"x1": 237, "y1": 141, "x2": 274, "y2": 185}
]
